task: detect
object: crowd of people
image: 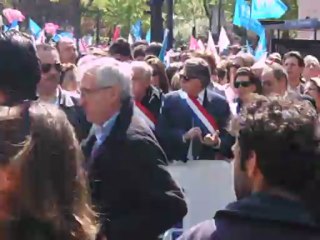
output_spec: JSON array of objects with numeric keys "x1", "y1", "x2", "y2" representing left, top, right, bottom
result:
[{"x1": 0, "y1": 29, "x2": 319, "y2": 240}]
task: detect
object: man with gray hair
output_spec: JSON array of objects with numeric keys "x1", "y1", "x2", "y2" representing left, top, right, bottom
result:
[
  {"x1": 131, "y1": 61, "x2": 162, "y2": 130},
  {"x1": 79, "y1": 57, "x2": 187, "y2": 240}
]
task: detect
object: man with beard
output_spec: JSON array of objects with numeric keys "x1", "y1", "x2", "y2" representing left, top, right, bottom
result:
[
  {"x1": 36, "y1": 44, "x2": 90, "y2": 140},
  {"x1": 178, "y1": 96, "x2": 320, "y2": 240}
]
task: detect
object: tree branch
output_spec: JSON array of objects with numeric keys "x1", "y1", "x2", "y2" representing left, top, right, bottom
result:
[{"x1": 203, "y1": 0, "x2": 211, "y2": 19}]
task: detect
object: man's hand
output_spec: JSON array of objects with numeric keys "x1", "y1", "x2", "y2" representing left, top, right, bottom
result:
[
  {"x1": 183, "y1": 127, "x2": 202, "y2": 142},
  {"x1": 202, "y1": 131, "x2": 220, "y2": 147}
]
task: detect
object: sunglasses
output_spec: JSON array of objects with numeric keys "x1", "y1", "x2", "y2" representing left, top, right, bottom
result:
[
  {"x1": 234, "y1": 81, "x2": 252, "y2": 88},
  {"x1": 180, "y1": 74, "x2": 191, "y2": 81},
  {"x1": 41, "y1": 63, "x2": 62, "y2": 74}
]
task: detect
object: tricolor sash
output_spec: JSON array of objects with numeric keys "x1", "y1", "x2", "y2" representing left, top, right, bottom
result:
[
  {"x1": 134, "y1": 101, "x2": 157, "y2": 130},
  {"x1": 178, "y1": 90, "x2": 219, "y2": 134}
]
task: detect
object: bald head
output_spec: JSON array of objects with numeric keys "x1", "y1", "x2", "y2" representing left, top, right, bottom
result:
[
  {"x1": 261, "y1": 63, "x2": 288, "y2": 96},
  {"x1": 57, "y1": 38, "x2": 78, "y2": 64}
]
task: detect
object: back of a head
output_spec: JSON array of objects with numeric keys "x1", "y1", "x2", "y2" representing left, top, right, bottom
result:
[
  {"x1": 145, "y1": 42, "x2": 162, "y2": 57},
  {"x1": 109, "y1": 38, "x2": 132, "y2": 58},
  {"x1": 236, "y1": 97, "x2": 320, "y2": 222},
  {"x1": 131, "y1": 40, "x2": 148, "y2": 49},
  {"x1": 133, "y1": 44, "x2": 147, "y2": 60},
  {"x1": 0, "y1": 30, "x2": 40, "y2": 105},
  {"x1": 1, "y1": 102, "x2": 98, "y2": 240}
]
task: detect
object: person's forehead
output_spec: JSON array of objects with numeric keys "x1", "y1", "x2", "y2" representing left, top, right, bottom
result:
[
  {"x1": 285, "y1": 56, "x2": 299, "y2": 64},
  {"x1": 235, "y1": 75, "x2": 249, "y2": 81},
  {"x1": 59, "y1": 41, "x2": 75, "y2": 47},
  {"x1": 132, "y1": 68, "x2": 145, "y2": 77},
  {"x1": 80, "y1": 72, "x2": 97, "y2": 88},
  {"x1": 38, "y1": 49, "x2": 60, "y2": 63},
  {"x1": 261, "y1": 69, "x2": 276, "y2": 81}
]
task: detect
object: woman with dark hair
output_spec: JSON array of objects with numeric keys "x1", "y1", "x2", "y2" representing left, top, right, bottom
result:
[
  {"x1": 231, "y1": 67, "x2": 262, "y2": 115},
  {"x1": 145, "y1": 57, "x2": 170, "y2": 93},
  {"x1": 0, "y1": 102, "x2": 98, "y2": 240}
]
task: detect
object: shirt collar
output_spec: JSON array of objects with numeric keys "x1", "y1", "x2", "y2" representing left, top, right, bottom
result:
[
  {"x1": 198, "y1": 89, "x2": 205, "y2": 104},
  {"x1": 94, "y1": 112, "x2": 120, "y2": 144}
]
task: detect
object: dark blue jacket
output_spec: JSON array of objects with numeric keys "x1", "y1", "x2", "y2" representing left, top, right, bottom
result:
[
  {"x1": 179, "y1": 192, "x2": 320, "y2": 240},
  {"x1": 156, "y1": 89, "x2": 234, "y2": 161}
]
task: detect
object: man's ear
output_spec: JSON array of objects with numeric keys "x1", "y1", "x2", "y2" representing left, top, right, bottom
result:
[{"x1": 246, "y1": 150, "x2": 258, "y2": 179}]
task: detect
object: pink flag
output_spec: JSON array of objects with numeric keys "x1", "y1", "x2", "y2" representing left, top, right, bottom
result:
[
  {"x1": 189, "y1": 36, "x2": 199, "y2": 51},
  {"x1": 3, "y1": 8, "x2": 25, "y2": 24},
  {"x1": 44, "y1": 23, "x2": 60, "y2": 35},
  {"x1": 206, "y1": 31, "x2": 220, "y2": 63},
  {"x1": 197, "y1": 39, "x2": 205, "y2": 51}
]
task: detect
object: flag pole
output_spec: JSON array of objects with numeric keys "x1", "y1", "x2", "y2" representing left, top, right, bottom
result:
[{"x1": 217, "y1": 0, "x2": 222, "y2": 36}]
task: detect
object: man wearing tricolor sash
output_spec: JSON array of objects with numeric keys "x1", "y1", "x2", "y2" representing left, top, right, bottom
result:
[
  {"x1": 131, "y1": 61, "x2": 162, "y2": 131},
  {"x1": 156, "y1": 58, "x2": 234, "y2": 161}
]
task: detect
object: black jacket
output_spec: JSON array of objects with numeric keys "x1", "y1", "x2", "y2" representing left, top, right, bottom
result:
[
  {"x1": 82, "y1": 99, "x2": 187, "y2": 240},
  {"x1": 57, "y1": 89, "x2": 91, "y2": 141},
  {"x1": 141, "y1": 85, "x2": 163, "y2": 120},
  {"x1": 179, "y1": 192, "x2": 320, "y2": 240}
]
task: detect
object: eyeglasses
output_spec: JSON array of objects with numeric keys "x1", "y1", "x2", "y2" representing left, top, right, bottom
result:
[
  {"x1": 234, "y1": 81, "x2": 252, "y2": 88},
  {"x1": 179, "y1": 74, "x2": 191, "y2": 82},
  {"x1": 41, "y1": 63, "x2": 62, "y2": 74},
  {"x1": 80, "y1": 86, "x2": 112, "y2": 98}
]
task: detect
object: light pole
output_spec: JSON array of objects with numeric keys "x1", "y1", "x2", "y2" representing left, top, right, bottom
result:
[
  {"x1": 217, "y1": 0, "x2": 223, "y2": 35},
  {"x1": 167, "y1": 0, "x2": 173, "y2": 49},
  {"x1": 150, "y1": 0, "x2": 164, "y2": 42}
]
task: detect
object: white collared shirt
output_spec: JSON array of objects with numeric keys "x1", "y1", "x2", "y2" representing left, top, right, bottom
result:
[{"x1": 197, "y1": 89, "x2": 205, "y2": 105}]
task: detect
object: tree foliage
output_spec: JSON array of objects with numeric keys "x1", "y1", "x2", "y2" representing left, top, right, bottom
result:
[{"x1": 82, "y1": 0, "x2": 150, "y2": 35}]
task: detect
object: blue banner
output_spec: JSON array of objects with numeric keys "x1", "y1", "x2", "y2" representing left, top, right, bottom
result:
[
  {"x1": 131, "y1": 20, "x2": 142, "y2": 41},
  {"x1": 29, "y1": 18, "x2": 41, "y2": 37},
  {"x1": 158, "y1": 29, "x2": 169, "y2": 62},
  {"x1": 251, "y1": 0, "x2": 288, "y2": 19}
]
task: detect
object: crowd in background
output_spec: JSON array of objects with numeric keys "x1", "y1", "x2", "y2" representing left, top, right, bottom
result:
[{"x1": 0, "y1": 29, "x2": 319, "y2": 240}]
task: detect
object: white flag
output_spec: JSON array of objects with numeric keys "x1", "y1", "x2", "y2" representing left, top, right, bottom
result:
[
  {"x1": 218, "y1": 27, "x2": 230, "y2": 53},
  {"x1": 128, "y1": 33, "x2": 134, "y2": 45},
  {"x1": 206, "y1": 31, "x2": 220, "y2": 63}
]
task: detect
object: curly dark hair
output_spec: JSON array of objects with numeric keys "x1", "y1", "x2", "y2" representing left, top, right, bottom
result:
[{"x1": 236, "y1": 96, "x2": 320, "y2": 222}]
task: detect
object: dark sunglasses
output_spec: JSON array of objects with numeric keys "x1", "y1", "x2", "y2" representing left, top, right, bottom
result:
[
  {"x1": 234, "y1": 81, "x2": 252, "y2": 88},
  {"x1": 179, "y1": 74, "x2": 191, "y2": 81},
  {"x1": 41, "y1": 63, "x2": 62, "y2": 74}
]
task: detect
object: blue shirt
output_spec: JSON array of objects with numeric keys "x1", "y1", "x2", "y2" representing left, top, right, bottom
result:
[{"x1": 93, "y1": 112, "x2": 120, "y2": 147}]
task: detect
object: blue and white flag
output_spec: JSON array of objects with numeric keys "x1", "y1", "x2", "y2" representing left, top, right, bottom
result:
[
  {"x1": 29, "y1": 18, "x2": 41, "y2": 37},
  {"x1": 251, "y1": 0, "x2": 288, "y2": 19},
  {"x1": 131, "y1": 20, "x2": 142, "y2": 41},
  {"x1": 145, "y1": 28, "x2": 151, "y2": 43},
  {"x1": 158, "y1": 29, "x2": 169, "y2": 62}
]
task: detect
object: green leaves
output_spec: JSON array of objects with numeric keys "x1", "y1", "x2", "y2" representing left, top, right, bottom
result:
[{"x1": 82, "y1": 0, "x2": 150, "y2": 35}]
